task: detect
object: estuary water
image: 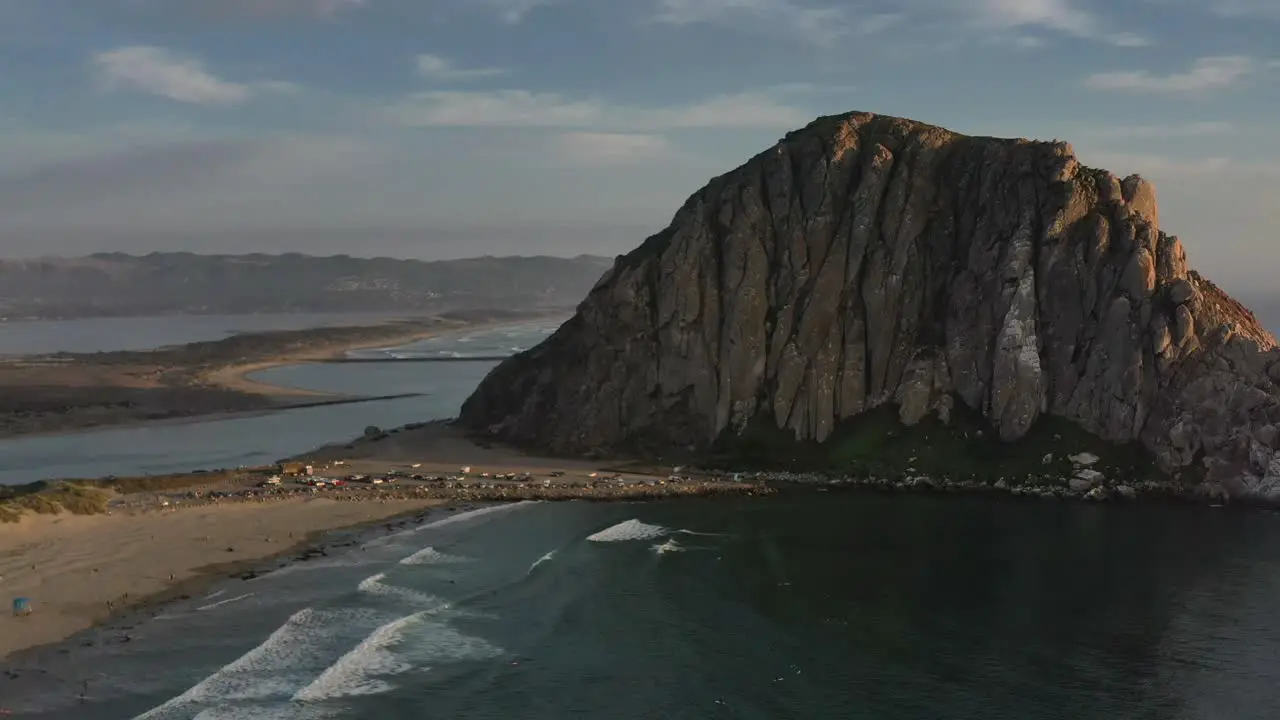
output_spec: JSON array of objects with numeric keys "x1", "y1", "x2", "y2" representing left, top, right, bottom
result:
[{"x1": 0, "y1": 318, "x2": 558, "y2": 485}]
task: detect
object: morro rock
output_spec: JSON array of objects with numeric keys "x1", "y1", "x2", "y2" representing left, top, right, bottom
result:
[{"x1": 458, "y1": 111, "x2": 1280, "y2": 500}]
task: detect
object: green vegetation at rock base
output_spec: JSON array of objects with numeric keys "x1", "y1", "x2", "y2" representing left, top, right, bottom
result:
[{"x1": 706, "y1": 397, "x2": 1164, "y2": 487}]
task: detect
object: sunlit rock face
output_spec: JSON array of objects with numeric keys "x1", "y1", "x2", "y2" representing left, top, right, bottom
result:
[{"x1": 459, "y1": 111, "x2": 1280, "y2": 500}]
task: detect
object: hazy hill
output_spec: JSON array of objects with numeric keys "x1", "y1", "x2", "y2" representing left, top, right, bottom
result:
[{"x1": 0, "y1": 252, "x2": 613, "y2": 320}]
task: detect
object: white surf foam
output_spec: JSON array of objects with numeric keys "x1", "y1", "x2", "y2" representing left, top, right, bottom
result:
[
  {"x1": 192, "y1": 706, "x2": 330, "y2": 720},
  {"x1": 295, "y1": 615, "x2": 505, "y2": 703},
  {"x1": 293, "y1": 613, "x2": 421, "y2": 701},
  {"x1": 415, "y1": 501, "x2": 541, "y2": 531},
  {"x1": 363, "y1": 501, "x2": 541, "y2": 549},
  {"x1": 587, "y1": 519, "x2": 669, "y2": 543},
  {"x1": 528, "y1": 550, "x2": 556, "y2": 573},
  {"x1": 264, "y1": 557, "x2": 371, "y2": 579},
  {"x1": 652, "y1": 538, "x2": 684, "y2": 554},
  {"x1": 358, "y1": 572, "x2": 445, "y2": 606},
  {"x1": 134, "y1": 608, "x2": 376, "y2": 719},
  {"x1": 203, "y1": 589, "x2": 226, "y2": 601},
  {"x1": 197, "y1": 593, "x2": 255, "y2": 612},
  {"x1": 399, "y1": 546, "x2": 470, "y2": 565}
]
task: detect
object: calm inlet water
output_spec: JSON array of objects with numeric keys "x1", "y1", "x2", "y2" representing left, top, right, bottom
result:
[
  {"x1": 4, "y1": 496, "x2": 1280, "y2": 718},
  {"x1": 0, "y1": 320, "x2": 558, "y2": 485},
  {"x1": 2, "y1": 315, "x2": 1279, "y2": 718}
]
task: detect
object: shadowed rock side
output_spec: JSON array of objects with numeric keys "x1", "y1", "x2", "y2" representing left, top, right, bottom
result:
[{"x1": 459, "y1": 111, "x2": 1280, "y2": 500}]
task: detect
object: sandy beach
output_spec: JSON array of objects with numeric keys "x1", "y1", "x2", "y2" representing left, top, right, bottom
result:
[{"x1": 0, "y1": 496, "x2": 443, "y2": 661}]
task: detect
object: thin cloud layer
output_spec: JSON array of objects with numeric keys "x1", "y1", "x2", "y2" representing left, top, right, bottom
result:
[
  {"x1": 551, "y1": 132, "x2": 677, "y2": 166},
  {"x1": 416, "y1": 54, "x2": 508, "y2": 81},
  {"x1": 90, "y1": 46, "x2": 295, "y2": 104},
  {"x1": 1084, "y1": 55, "x2": 1260, "y2": 93},
  {"x1": 651, "y1": 0, "x2": 1146, "y2": 46},
  {"x1": 955, "y1": 0, "x2": 1148, "y2": 46},
  {"x1": 384, "y1": 90, "x2": 809, "y2": 130},
  {"x1": 126, "y1": 0, "x2": 368, "y2": 21}
]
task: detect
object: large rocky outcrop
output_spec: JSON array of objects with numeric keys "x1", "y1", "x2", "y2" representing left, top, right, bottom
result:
[{"x1": 458, "y1": 111, "x2": 1280, "y2": 500}]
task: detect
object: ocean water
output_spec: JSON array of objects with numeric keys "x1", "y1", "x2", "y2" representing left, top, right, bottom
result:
[
  {"x1": 5, "y1": 495, "x2": 1280, "y2": 718},
  {"x1": 0, "y1": 319, "x2": 559, "y2": 485}
]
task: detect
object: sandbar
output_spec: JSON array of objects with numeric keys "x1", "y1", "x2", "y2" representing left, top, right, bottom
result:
[{"x1": 0, "y1": 308, "x2": 564, "y2": 437}]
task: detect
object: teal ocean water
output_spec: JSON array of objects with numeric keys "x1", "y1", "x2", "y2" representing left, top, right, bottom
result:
[
  {"x1": 5, "y1": 495, "x2": 1280, "y2": 718},
  {"x1": 2, "y1": 316, "x2": 1280, "y2": 718}
]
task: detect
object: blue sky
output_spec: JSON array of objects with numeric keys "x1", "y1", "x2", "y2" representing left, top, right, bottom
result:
[{"x1": 0, "y1": 0, "x2": 1277, "y2": 291}]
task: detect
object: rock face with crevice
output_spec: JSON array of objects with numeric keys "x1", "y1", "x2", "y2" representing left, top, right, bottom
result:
[{"x1": 458, "y1": 111, "x2": 1280, "y2": 500}]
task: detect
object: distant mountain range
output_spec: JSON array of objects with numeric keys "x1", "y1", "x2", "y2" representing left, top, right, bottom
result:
[{"x1": 0, "y1": 252, "x2": 615, "y2": 320}]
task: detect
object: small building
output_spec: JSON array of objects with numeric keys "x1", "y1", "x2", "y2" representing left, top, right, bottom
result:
[{"x1": 280, "y1": 462, "x2": 313, "y2": 476}]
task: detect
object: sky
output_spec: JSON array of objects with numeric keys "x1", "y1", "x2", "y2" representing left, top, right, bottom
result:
[{"x1": 0, "y1": 0, "x2": 1277, "y2": 292}]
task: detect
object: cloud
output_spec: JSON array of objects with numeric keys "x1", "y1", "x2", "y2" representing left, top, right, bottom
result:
[
  {"x1": 656, "y1": 0, "x2": 1145, "y2": 47},
  {"x1": 651, "y1": 0, "x2": 899, "y2": 45},
  {"x1": 1081, "y1": 151, "x2": 1280, "y2": 179},
  {"x1": 951, "y1": 0, "x2": 1148, "y2": 46},
  {"x1": 767, "y1": 81, "x2": 858, "y2": 95},
  {"x1": 1083, "y1": 121, "x2": 1234, "y2": 138},
  {"x1": 550, "y1": 132, "x2": 677, "y2": 166},
  {"x1": 1208, "y1": 0, "x2": 1280, "y2": 18},
  {"x1": 0, "y1": 134, "x2": 380, "y2": 227},
  {"x1": 126, "y1": 0, "x2": 368, "y2": 21},
  {"x1": 469, "y1": 0, "x2": 554, "y2": 23},
  {"x1": 388, "y1": 90, "x2": 600, "y2": 127},
  {"x1": 384, "y1": 90, "x2": 809, "y2": 130},
  {"x1": 1083, "y1": 55, "x2": 1258, "y2": 94},
  {"x1": 90, "y1": 46, "x2": 294, "y2": 104},
  {"x1": 0, "y1": 140, "x2": 254, "y2": 216},
  {"x1": 415, "y1": 54, "x2": 507, "y2": 81}
]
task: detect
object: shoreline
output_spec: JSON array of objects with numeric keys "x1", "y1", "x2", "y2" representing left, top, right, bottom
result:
[
  {"x1": 2, "y1": 410, "x2": 1269, "y2": 663},
  {"x1": 0, "y1": 495, "x2": 451, "y2": 662},
  {"x1": 0, "y1": 417, "x2": 765, "y2": 660}
]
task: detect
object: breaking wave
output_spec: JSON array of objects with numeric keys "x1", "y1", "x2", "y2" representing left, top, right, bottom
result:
[
  {"x1": 529, "y1": 550, "x2": 556, "y2": 573},
  {"x1": 399, "y1": 546, "x2": 471, "y2": 565},
  {"x1": 294, "y1": 615, "x2": 504, "y2": 703},
  {"x1": 197, "y1": 593, "x2": 255, "y2": 612},
  {"x1": 133, "y1": 608, "x2": 377, "y2": 719},
  {"x1": 293, "y1": 613, "x2": 421, "y2": 701},
  {"x1": 651, "y1": 539, "x2": 684, "y2": 555},
  {"x1": 357, "y1": 572, "x2": 443, "y2": 606},
  {"x1": 587, "y1": 519, "x2": 670, "y2": 543},
  {"x1": 362, "y1": 501, "x2": 541, "y2": 549}
]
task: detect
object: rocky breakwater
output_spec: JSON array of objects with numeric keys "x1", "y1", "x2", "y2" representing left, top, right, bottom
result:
[{"x1": 459, "y1": 110, "x2": 1280, "y2": 503}]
